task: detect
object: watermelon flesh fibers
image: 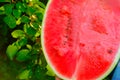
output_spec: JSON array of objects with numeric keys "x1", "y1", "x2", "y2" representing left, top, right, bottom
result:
[{"x1": 41, "y1": 0, "x2": 120, "y2": 80}]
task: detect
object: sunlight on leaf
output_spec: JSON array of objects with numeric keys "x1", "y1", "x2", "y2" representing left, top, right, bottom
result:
[
  {"x1": 18, "y1": 69, "x2": 30, "y2": 79},
  {"x1": 11, "y1": 30, "x2": 25, "y2": 38},
  {"x1": 46, "y1": 65, "x2": 55, "y2": 76},
  {"x1": 6, "y1": 44, "x2": 18, "y2": 60}
]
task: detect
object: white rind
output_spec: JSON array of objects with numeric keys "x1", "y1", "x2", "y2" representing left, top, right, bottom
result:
[{"x1": 41, "y1": 0, "x2": 120, "y2": 80}]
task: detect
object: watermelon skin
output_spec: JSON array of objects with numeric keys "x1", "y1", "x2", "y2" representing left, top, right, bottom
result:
[{"x1": 41, "y1": 0, "x2": 120, "y2": 80}]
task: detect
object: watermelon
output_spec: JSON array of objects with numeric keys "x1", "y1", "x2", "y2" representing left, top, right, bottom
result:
[{"x1": 41, "y1": 0, "x2": 120, "y2": 80}]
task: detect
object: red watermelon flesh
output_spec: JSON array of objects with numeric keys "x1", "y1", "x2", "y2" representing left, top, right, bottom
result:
[{"x1": 41, "y1": 0, "x2": 120, "y2": 80}]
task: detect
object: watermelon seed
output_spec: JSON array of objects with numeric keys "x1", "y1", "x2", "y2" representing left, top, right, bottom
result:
[
  {"x1": 60, "y1": 6, "x2": 73, "y2": 48},
  {"x1": 107, "y1": 49, "x2": 113, "y2": 54}
]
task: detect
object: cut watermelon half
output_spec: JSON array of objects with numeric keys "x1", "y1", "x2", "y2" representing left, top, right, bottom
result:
[{"x1": 41, "y1": 0, "x2": 120, "y2": 80}]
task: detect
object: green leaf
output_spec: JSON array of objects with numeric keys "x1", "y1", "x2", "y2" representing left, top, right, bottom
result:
[
  {"x1": 31, "y1": 65, "x2": 47, "y2": 80},
  {"x1": 22, "y1": 0, "x2": 29, "y2": 3},
  {"x1": 35, "y1": 12, "x2": 43, "y2": 21},
  {"x1": 26, "y1": 6, "x2": 36, "y2": 15},
  {"x1": 26, "y1": 44, "x2": 32, "y2": 50},
  {"x1": 34, "y1": 4, "x2": 44, "y2": 15},
  {"x1": 16, "y1": 49, "x2": 30, "y2": 62},
  {"x1": 11, "y1": 30, "x2": 24, "y2": 38},
  {"x1": 35, "y1": 30, "x2": 40, "y2": 37},
  {"x1": 21, "y1": 16, "x2": 30, "y2": 23},
  {"x1": 16, "y1": 2, "x2": 26, "y2": 12},
  {"x1": 30, "y1": 0, "x2": 39, "y2": 3},
  {"x1": 31, "y1": 22, "x2": 39, "y2": 29},
  {"x1": 17, "y1": 37, "x2": 27, "y2": 47},
  {"x1": 24, "y1": 24, "x2": 36, "y2": 36},
  {"x1": 4, "y1": 4, "x2": 14, "y2": 15},
  {"x1": 13, "y1": 9, "x2": 21, "y2": 19},
  {"x1": 6, "y1": 44, "x2": 18, "y2": 60},
  {"x1": 4, "y1": 15, "x2": 16, "y2": 29},
  {"x1": 38, "y1": 2, "x2": 46, "y2": 8},
  {"x1": 18, "y1": 69, "x2": 30, "y2": 79},
  {"x1": 16, "y1": 18, "x2": 21, "y2": 25},
  {"x1": 30, "y1": 49, "x2": 38, "y2": 55},
  {"x1": 46, "y1": 65, "x2": 55, "y2": 76},
  {"x1": 0, "y1": 6, "x2": 5, "y2": 15},
  {"x1": 40, "y1": 54, "x2": 47, "y2": 67}
]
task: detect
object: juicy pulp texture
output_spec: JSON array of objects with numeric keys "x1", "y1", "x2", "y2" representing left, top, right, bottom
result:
[{"x1": 42, "y1": 0, "x2": 120, "y2": 80}]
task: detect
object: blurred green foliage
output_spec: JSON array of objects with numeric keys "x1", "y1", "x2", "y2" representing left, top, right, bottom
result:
[{"x1": 0, "y1": 0, "x2": 55, "y2": 80}]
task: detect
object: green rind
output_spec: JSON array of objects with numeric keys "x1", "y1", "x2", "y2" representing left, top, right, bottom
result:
[
  {"x1": 41, "y1": 0, "x2": 70, "y2": 80},
  {"x1": 41, "y1": 0, "x2": 120, "y2": 80}
]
